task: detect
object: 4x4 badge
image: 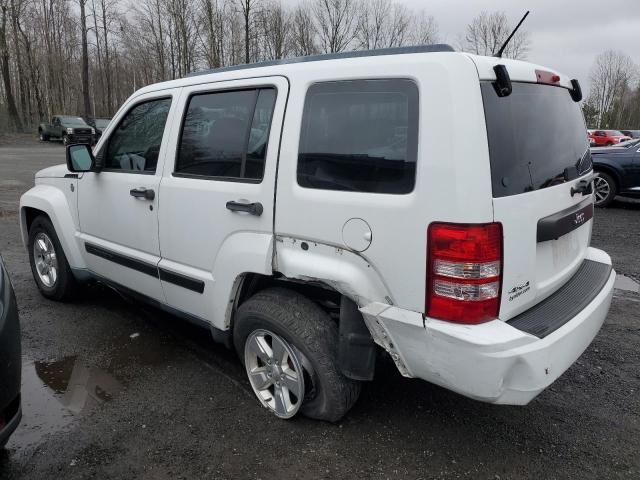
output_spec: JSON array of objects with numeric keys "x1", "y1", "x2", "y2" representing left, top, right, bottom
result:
[{"x1": 508, "y1": 281, "x2": 530, "y2": 301}]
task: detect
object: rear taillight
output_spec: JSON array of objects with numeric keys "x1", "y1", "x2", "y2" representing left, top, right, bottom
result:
[{"x1": 426, "y1": 223, "x2": 503, "y2": 324}]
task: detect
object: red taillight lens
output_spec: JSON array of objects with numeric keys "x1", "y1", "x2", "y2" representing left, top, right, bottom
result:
[
  {"x1": 536, "y1": 69, "x2": 561, "y2": 85},
  {"x1": 426, "y1": 223, "x2": 503, "y2": 324}
]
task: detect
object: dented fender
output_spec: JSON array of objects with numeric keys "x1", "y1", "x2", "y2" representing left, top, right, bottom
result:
[{"x1": 274, "y1": 236, "x2": 392, "y2": 306}]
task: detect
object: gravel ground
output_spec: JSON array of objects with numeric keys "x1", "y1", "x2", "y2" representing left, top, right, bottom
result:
[{"x1": 0, "y1": 141, "x2": 639, "y2": 479}]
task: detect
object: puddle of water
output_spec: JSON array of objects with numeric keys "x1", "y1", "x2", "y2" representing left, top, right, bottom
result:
[
  {"x1": 614, "y1": 274, "x2": 640, "y2": 293},
  {"x1": 6, "y1": 356, "x2": 123, "y2": 451}
]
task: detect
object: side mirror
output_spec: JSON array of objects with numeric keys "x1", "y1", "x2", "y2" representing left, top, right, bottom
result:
[{"x1": 66, "y1": 144, "x2": 96, "y2": 172}]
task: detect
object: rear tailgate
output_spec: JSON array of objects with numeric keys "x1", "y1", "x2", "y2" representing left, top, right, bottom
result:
[{"x1": 477, "y1": 64, "x2": 594, "y2": 321}]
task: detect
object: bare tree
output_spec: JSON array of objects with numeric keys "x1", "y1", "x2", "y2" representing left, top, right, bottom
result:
[
  {"x1": 236, "y1": 0, "x2": 259, "y2": 63},
  {"x1": 0, "y1": 0, "x2": 22, "y2": 129},
  {"x1": 356, "y1": 0, "x2": 411, "y2": 49},
  {"x1": 410, "y1": 10, "x2": 439, "y2": 45},
  {"x1": 588, "y1": 50, "x2": 637, "y2": 128},
  {"x1": 463, "y1": 11, "x2": 529, "y2": 59},
  {"x1": 78, "y1": 0, "x2": 92, "y2": 118},
  {"x1": 290, "y1": 1, "x2": 316, "y2": 56},
  {"x1": 313, "y1": 0, "x2": 356, "y2": 53},
  {"x1": 259, "y1": 1, "x2": 289, "y2": 59}
]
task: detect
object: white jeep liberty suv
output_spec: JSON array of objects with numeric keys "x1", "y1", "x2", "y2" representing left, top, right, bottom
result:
[{"x1": 20, "y1": 45, "x2": 616, "y2": 421}]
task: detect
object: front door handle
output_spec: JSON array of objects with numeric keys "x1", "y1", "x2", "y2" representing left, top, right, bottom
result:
[
  {"x1": 130, "y1": 187, "x2": 155, "y2": 200},
  {"x1": 226, "y1": 201, "x2": 263, "y2": 216}
]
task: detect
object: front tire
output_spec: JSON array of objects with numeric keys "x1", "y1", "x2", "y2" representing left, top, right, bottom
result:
[
  {"x1": 593, "y1": 171, "x2": 617, "y2": 208},
  {"x1": 28, "y1": 216, "x2": 78, "y2": 301},
  {"x1": 62, "y1": 134, "x2": 69, "y2": 146},
  {"x1": 234, "y1": 288, "x2": 362, "y2": 422}
]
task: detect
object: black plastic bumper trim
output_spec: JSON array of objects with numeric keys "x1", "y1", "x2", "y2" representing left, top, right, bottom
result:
[
  {"x1": 537, "y1": 199, "x2": 594, "y2": 243},
  {"x1": 507, "y1": 259, "x2": 612, "y2": 339}
]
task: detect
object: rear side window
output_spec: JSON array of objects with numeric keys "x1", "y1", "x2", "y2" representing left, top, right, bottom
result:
[
  {"x1": 297, "y1": 79, "x2": 418, "y2": 194},
  {"x1": 176, "y1": 88, "x2": 276, "y2": 181},
  {"x1": 481, "y1": 82, "x2": 591, "y2": 198}
]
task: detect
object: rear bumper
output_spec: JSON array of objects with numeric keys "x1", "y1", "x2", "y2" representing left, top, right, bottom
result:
[{"x1": 359, "y1": 247, "x2": 615, "y2": 405}]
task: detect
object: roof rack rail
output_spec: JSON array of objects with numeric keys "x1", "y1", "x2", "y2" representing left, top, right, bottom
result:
[{"x1": 186, "y1": 44, "x2": 455, "y2": 78}]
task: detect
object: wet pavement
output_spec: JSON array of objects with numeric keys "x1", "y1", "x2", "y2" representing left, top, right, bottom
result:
[{"x1": 1, "y1": 140, "x2": 640, "y2": 479}]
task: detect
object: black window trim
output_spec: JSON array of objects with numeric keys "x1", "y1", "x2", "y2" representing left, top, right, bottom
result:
[
  {"x1": 99, "y1": 95, "x2": 173, "y2": 175},
  {"x1": 172, "y1": 84, "x2": 278, "y2": 183},
  {"x1": 296, "y1": 77, "x2": 420, "y2": 195}
]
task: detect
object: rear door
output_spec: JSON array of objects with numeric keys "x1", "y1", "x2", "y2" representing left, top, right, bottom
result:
[
  {"x1": 481, "y1": 80, "x2": 595, "y2": 320},
  {"x1": 157, "y1": 77, "x2": 286, "y2": 324}
]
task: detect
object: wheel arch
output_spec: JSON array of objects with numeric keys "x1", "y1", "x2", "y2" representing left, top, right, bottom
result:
[{"x1": 20, "y1": 186, "x2": 86, "y2": 270}]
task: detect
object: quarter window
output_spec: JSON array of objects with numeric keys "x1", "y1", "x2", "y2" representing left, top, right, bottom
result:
[
  {"x1": 104, "y1": 98, "x2": 172, "y2": 173},
  {"x1": 297, "y1": 79, "x2": 419, "y2": 194},
  {"x1": 175, "y1": 88, "x2": 276, "y2": 181}
]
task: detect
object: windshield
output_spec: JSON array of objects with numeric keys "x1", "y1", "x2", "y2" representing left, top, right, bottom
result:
[
  {"x1": 61, "y1": 116, "x2": 88, "y2": 126},
  {"x1": 95, "y1": 119, "x2": 111, "y2": 128},
  {"x1": 481, "y1": 82, "x2": 591, "y2": 198}
]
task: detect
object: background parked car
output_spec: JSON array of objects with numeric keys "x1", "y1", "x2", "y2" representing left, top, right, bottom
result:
[
  {"x1": 621, "y1": 129, "x2": 640, "y2": 138},
  {"x1": 0, "y1": 254, "x2": 21, "y2": 448},
  {"x1": 38, "y1": 116, "x2": 95, "y2": 146},
  {"x1": 591, "y1": 139, "x2": 640, "y2": 206},
  {"x1": 589, "y1": 129, "x2": 631, "y2": 146},
  {"x1": 88, "y1": 117, "x2": 112, "y2": 144}
]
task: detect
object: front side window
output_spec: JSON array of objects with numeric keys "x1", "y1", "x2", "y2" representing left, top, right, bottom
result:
[
  {"x1": 175, "y1": 88, "x2": 276, "y2": 181},
  {"x1": 297, "y1": 79, "x2": 419, "y2": 194},
  {"x1": 104, "y1": 98, "x2": 172, "y2": 173}
]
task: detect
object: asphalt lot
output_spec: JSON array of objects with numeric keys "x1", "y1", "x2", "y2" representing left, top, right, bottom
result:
[{"x1": 0, "y1": 137, "x2": 639, "y2": 479}]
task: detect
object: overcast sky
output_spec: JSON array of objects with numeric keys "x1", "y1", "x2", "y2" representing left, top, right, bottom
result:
[{"x1": 397, "y1": 0, "x2": 640, "y2": 94}]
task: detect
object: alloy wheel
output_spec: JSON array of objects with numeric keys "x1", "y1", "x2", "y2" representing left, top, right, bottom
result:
[
  {"x1": 593, "y1": 175, "x2": 611, "y2": 206},
  {"x1": 33, "y1": 232, "x2": 59, "y2": 288},
  {"x1": 244, "y1": 329, "x2": 305, "y2": 418}
]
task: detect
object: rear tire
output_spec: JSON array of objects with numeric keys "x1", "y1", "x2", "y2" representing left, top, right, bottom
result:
[
  {"x1": 39, "y1": 131, "x2": 49, "y2": 141},
  {"x1": 234, "y1": 288, "x2": 362, "y2": 422},
  {"x1": 593, "y1": 171, "x2": 617, "y2": 208},
  {"x1": 28, "y1": 216, "x2": 78, "y2": 301}
]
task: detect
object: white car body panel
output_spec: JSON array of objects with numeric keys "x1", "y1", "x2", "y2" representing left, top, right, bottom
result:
[{"x1": 19, "y1": 48, "x2": 615, "y2": 407}]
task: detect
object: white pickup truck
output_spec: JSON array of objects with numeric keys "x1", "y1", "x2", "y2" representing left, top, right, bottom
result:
[{"x1": 20, "y1": 45, "x2": 615, "y2": 421}]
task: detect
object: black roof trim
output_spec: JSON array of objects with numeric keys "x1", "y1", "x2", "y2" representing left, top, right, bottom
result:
[{"x1": 186, "y1": 44, "x2": 455, "y2": 78}]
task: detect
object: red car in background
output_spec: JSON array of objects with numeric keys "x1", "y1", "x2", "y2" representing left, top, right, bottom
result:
[{"x1": 589, "y1": 129, "x2": 631, "y2": 146}]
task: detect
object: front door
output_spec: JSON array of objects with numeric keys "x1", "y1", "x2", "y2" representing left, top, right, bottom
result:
[
  {"x1": 157, "y1": 77, "x2": 288, "y2": 327},
  {"x1": 77, "y1": 91, "x2": 180, "y2": 302}
]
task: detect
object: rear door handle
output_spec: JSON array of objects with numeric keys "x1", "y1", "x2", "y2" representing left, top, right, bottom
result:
[
  {"x1": 130, "y1": 187, "x2": 155, "y2": 200},
  {"x1": 226, "y1": 201, "x2": 263, "y2": 216}
]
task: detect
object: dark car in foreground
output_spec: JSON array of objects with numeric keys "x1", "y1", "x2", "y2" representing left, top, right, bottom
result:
[
  {"x1": 0, "y1": 254, "x2": 21, "y2": 448},
  {"x1": 591, "y1": 138, "x2": 640, "y2": 207}
]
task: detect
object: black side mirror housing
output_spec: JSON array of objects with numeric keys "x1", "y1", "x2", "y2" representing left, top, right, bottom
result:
[
  {"x1": 570, "y1": 79, "x2": 583, "y2": 102},
  {"x1": 66, "y1": 144, "x2": 96, "y2": 173}
]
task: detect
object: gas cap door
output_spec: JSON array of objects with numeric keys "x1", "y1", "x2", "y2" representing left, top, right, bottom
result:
[{"x1": 342, "y1": 218, "x2": 372, "y2": 252}]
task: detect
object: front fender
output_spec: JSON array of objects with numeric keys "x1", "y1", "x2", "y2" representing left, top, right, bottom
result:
[{"x1": 19, "y1": 185, "x2": 85, "y2": 270}]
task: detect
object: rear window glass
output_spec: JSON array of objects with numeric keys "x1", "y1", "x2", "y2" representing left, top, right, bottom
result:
[
  {"x1": 297, "y1": 79, "x2": 418, "y2": 194},
  {"x1": 481, "y1": 82, "x2": 591, "y2": 198}
]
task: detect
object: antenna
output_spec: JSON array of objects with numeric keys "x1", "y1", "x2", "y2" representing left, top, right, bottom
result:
[{"x1": 495, "y1": 11, "x2": 530, "y2": 58}]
